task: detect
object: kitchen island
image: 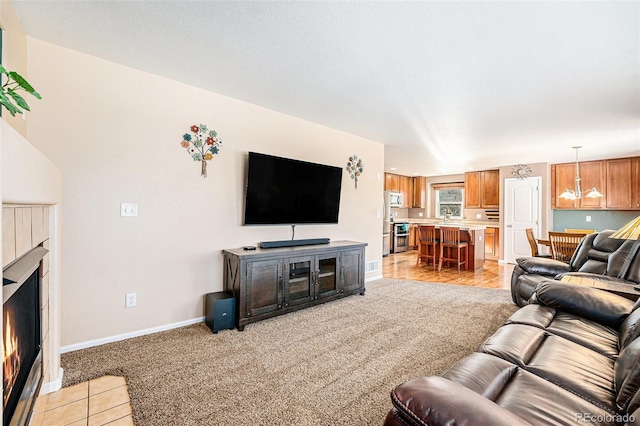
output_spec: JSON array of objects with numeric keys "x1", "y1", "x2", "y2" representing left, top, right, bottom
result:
[{"x1": 394, "y1": 219, "x2": 489, "y2": 270}]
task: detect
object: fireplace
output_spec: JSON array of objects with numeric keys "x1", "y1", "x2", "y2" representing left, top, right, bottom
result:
[{"x1": 3, "y1": 247, "x2": 47, "y2": 426}]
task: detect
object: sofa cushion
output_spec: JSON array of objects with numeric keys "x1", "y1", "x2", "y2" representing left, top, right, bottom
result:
[
  {"x1": 441, "y1": 352, "x2": 619, "y2": 425},
  {"x1": 506, "y1": 305, "x2": 619, "y2": 358},
  {"x1": 481, "y1": 324, "x2": 617, "y2": 411}
]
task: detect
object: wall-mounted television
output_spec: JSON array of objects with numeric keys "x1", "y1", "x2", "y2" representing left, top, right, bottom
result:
[{"x1": 243, "y1": 152, "x2": 342, "y2": 225}]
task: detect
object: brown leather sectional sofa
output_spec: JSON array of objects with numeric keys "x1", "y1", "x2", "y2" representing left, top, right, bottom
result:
[
  {"x1": 385, "y1": 276, "x2": 640, "y2": 425},
  {"x1": 511, "y1": 230, "x2": 640, "y2": 306}
]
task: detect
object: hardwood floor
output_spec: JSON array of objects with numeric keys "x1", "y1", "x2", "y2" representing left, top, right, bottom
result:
[{"x1": 383, "y1": 250, "x2": 514, "y2": 290}]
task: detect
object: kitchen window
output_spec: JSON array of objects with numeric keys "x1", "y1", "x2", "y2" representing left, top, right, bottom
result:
[{"x1": 434, "y1": 184, "x2": 464, "y2": 219}]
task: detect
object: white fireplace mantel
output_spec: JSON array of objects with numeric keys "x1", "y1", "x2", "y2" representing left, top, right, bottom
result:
[{"x1": 1, "y1": 119, "x2": 63, "y2": 394}]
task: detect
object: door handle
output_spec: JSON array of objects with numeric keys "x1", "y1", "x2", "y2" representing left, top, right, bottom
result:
[{"x1": 506, "y1": 224, "x2": 513, "y2": 228}]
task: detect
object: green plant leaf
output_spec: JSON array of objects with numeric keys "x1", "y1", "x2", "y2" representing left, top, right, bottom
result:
[
  {"x1": 0, "y1": 64, "x2": 7, "y2": 75},
  {"x1": 0, "y1": 91, "x2": 20, "y2": 116},
  {"x1": 7, "y1": 88, "x2": 30, "y2": 110},
  {"x1": 8, "y1": 71, "x2": 36, "y2": 93}
]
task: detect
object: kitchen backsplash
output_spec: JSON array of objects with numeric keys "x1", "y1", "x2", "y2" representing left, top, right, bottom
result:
[{"x1": 406, "y1": 207, "x2": 495, "y2": 221}]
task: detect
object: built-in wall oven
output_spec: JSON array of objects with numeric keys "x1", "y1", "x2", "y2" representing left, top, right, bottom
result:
[{"x1": 393, "y1": 223, "x2": 409, "y2": 253}]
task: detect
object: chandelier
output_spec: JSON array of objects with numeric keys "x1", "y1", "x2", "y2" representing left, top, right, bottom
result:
[{"x1": 558, "y1": 146, "x2": 603, "y2": 200}]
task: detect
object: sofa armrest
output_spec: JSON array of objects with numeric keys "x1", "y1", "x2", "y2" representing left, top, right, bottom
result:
[
  {"x1": 516, "y1": 257, "x2": 572, "y2": 277},
  {"x1": 556, "y1": 272, "x2": 638, "y2": 287},
  {"x1": 389, "y1": 376, "x2": 531, "y2": 426},
  {"x1": 536, "y1": 281, "x2": 635, "y2": 328}
]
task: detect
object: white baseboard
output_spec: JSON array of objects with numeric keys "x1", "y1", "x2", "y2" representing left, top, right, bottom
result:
[
  {"x1": 40, "y1": 368, "x2": 64, "y2": 395},
  {"x1": 365, "y1": 274, "x2": 383, "y2": 282},
  {"x1": 61, "y1": 316, "x2": 205, "y2": 353}
]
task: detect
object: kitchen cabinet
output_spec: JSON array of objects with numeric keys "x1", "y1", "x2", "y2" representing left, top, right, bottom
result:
[
  {"x1": 223, "y1": 241, "x2": 366, "y2": 330},
  {"x1": 484, "y1": 227, "x2": 499, "y2": 260},
  {"x1": 465, "y1": 170, "x2": 499, "y2": 209},
  {"x1": 385, "y1": 173, "x2": 400, "y2": 192},
  {"x1": 386, "y1": 174, "x2": 425, "y2": 209},
  {"x1": 606, "y1": 157, "x2": 640, "y2": 210},
  {"x1": 400, "y1": 175, "x2": 413, "y2": 208},
  {"x1": 412, "y1": 177, "x2": 427, "y2": 208},
  {"x1": 551, "y1": 160, "x2": 605, "y2": 209}
]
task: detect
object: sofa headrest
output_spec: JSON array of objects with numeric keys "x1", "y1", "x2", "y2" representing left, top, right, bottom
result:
[
  {"x1": 619, "y1": 241, "x2": 640, "y2": 284},
  {"x1": 572, "y1": 230, "x2": 636, "y2": 277}
]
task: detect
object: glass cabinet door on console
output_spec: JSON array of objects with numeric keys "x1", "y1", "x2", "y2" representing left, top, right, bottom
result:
[
  {"x1": 246, "y1": 259, "x2": 283, "y2": 317},
  {"x1": 339, "y1": 250, "x2": 364, "y2": 293},
  {"x1": 315, "y1": 255, "x2": 338, "y2": 300},
  {"x1": 285, "y1": 256, "x2": 313, "y2": 307}
]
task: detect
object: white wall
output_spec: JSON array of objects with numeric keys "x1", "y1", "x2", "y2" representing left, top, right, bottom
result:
[{"x1": 26, "y1": 38, "x2": 385, "y2": 347}]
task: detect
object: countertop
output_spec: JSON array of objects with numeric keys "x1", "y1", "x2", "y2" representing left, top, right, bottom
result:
[{"x1": 392, "y1": 218, "x2": 499, "y2": 230}]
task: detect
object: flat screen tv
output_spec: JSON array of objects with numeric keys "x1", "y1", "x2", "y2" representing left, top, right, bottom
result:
[{"x1": 244, "y1": 152, "x2": 342, "y2": 225}]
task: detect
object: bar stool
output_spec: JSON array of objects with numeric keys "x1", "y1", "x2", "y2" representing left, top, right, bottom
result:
[
  {"x1": 438, "y1": 226, "x2": 468, "y2": 273},
  {"x1": 416, "y1": 225, "x2": 438, "y2": 268}
]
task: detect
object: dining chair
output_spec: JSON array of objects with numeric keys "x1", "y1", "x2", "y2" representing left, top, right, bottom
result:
[
  {"x1": 564, "y1": 228, "x2": 596, "y2": 234},
  {"x1": 438, "y1": 227, "x2": 468, "y2": 273},
  {"x1": 548, "y1": 231, "x2": 586, "y2": 264},
  {"x1": 525, "y1": 228, "x2": 551, "y2": 258},
  {"x1": 416, "y1": 225, "x2": 438, "y2": 268}
]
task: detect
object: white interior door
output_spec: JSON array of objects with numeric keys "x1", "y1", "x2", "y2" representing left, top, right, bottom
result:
[{"x1": 504, "y1": 177, "x2": 542, "y2": 264}]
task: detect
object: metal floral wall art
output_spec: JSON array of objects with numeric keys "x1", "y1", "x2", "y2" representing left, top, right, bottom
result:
[
  {"x1": 346, "y1": 155, "x2": 364, "y2": 189},
  {"x1": 511, "y1": 164, "x2": 532, "y2": 180},
  {"x1": 180, "y1": 124, "x2": 223, "y2": 178}
]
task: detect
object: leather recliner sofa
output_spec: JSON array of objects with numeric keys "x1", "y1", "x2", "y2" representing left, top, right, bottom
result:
[
  {"x1": 384, "y1": 281, "x2": 640, "y2": 426},
  {"x1": 511, "y1": 230, "x2": 640, "y2": 306}
]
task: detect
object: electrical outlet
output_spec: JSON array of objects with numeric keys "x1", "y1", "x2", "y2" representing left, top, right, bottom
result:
[
  {"x1": 121, "y1": 203, "x2": 138, "y2": 217},
  {"x1": 126, "y1": 293, "x2": 137, "y2": 308},
  {"x1": 418, "y1": 212, "x2": 423, "y2": 217},
  {"x1": 586, "y1": 215, "x2": 592, "y2": 222},
  {"x1": 476, "y1": 213, "x2": 482, "y2": 219}
]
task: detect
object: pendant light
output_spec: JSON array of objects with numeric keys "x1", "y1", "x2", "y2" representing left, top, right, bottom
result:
[{"x1": 558, "y1": 146, "x2": 603, "y2": 200}]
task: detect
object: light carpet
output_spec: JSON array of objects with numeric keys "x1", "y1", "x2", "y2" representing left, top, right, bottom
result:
[{"x1": 61, "y1": 279, "x2": 518, "y2": 425}]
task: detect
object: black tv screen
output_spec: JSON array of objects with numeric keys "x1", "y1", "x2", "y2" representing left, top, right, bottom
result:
[{"x1": 244, "y1": 152, "x2": 342, "y2": 225}]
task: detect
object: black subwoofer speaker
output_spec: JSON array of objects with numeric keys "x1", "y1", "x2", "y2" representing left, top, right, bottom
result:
[{"x1": 205, "y1": 292, "x2": 235, "y2": 333}]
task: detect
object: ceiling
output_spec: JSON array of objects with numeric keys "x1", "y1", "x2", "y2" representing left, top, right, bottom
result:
[{"x1": 11, "y1": 1, "x2": 640, "y2": 176}]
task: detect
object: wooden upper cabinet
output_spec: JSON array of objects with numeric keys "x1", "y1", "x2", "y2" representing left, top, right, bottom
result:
[
  {"x1": 464, "y1": 172, "x2": 481, "y2": 208},
  {"x1": 552, "y1": 159, "x2": 606, "y2": 209},
  {"x1": 577, "y1": 160, "x2": 605, "y2": 209},
  {"x1": 481, "y1": 170, "x2": 500, "y2": 208},
  {"x1": 465, "y1": 170, "x2": 499, "y2": 208},
  {"x1": 384, "y1": 173, "x2": 415, "y2": 208},
  {"x1": 384, "y1": 173, "x2": 400, "y2": 192},
  {"x1": 551, "y1": 163, "x2": 577, "y2": 209},
  {"x1": 399, "y1": 175, "x2": 413, "y2": 208},
  {"x1": 606, "y1": 157, "x2": 640, "y2": 210},
  {"x1": 412, "y1": 176, "x2": 427, "y2": 208}
]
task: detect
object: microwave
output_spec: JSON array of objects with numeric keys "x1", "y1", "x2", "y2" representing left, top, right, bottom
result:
[{"x1": 389, "y1": 192, "x2": 403, "y2": 208}]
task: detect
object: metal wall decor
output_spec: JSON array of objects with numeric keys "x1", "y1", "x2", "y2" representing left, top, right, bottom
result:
[
  {"x1": 346, "y1": 155, "x2": 364, "y2": 189},
  {"x1": 180, "y1": 124, "x2": 223, "y2": 178},
  {"x1": 511, "y1": 164, "x2": 532, "y2": 180}
]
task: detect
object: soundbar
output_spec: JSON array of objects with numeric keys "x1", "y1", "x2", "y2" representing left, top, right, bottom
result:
[{"x1": 259, "y1": 238, "x2": 330, "y2": 249}]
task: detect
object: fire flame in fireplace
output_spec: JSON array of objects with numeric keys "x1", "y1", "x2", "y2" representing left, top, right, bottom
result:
[{"x1": 3, "y1": 312, "x2": 21, "y2": 406}]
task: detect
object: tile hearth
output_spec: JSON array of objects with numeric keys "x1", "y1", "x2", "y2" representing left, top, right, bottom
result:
[{"x1": 30, "y1": 376, "x2": 133, "y2": 426}]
